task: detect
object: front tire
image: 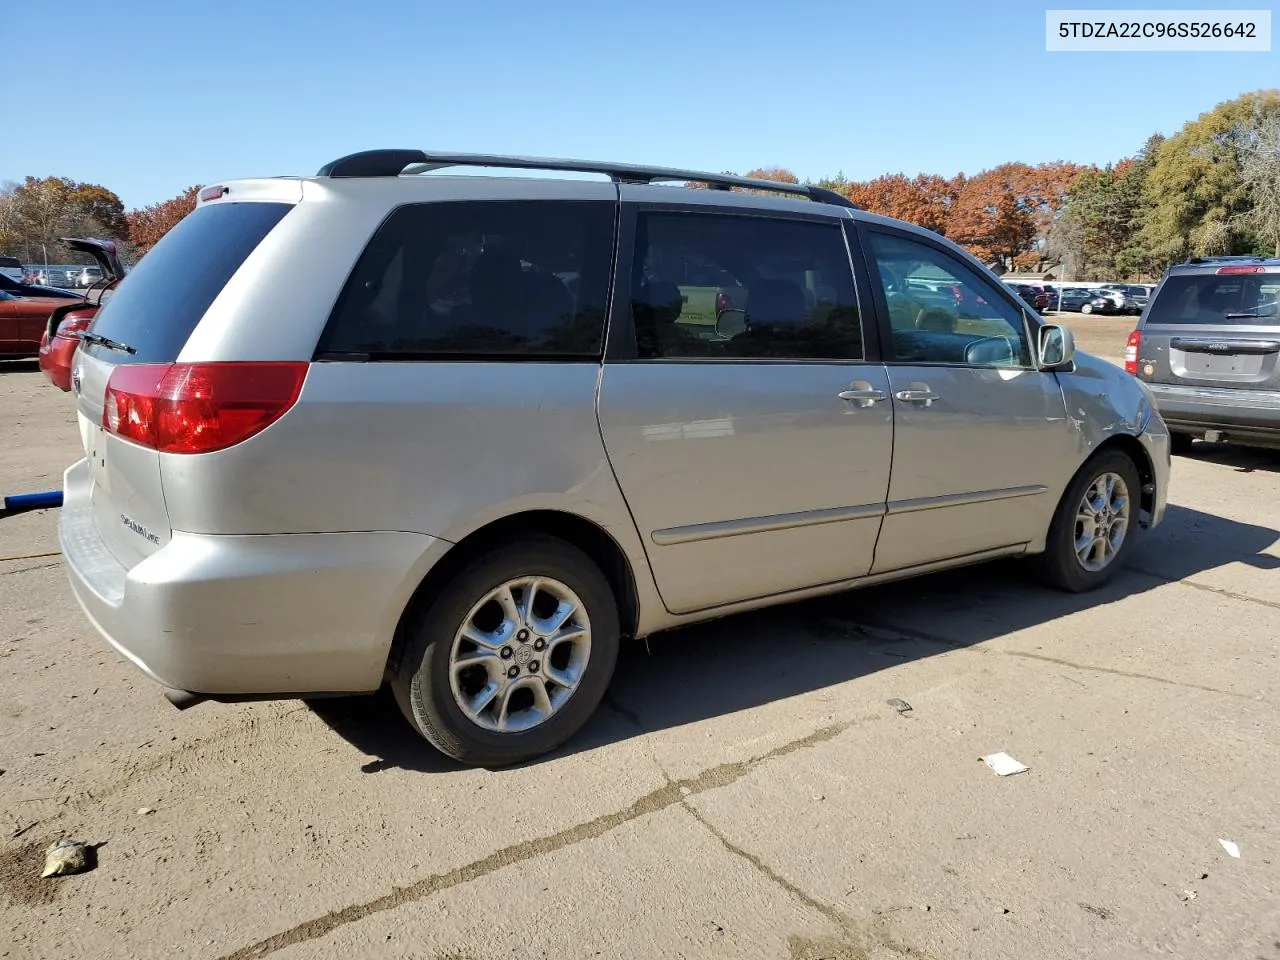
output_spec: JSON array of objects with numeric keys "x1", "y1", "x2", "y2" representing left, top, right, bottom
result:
[
  {"x1": 392, "y1": 536, "x2": 620, "y2": 767},
  {"x1": 1038, "y1": 451, "x2": 1142, "y2": 592},
  {"x1": 1081, "y1": 303, "x2": 1093, "y2": 315}
]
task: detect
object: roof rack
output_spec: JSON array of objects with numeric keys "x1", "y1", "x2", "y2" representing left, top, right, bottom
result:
[
  {"x1": 1185, "y1": 254, "x2": 1271, "y2": 264},
  {"x1": 315, "y1": 149, "x2": 858, "y2": 209}
]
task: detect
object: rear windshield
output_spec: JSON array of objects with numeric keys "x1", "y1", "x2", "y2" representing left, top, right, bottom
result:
[
  {"x1": 1147, "y1": 272, "x2": 1280, "y2": 326},
  {"x1": 85, "y1": 201, "x2": 292, "y2": 363}
]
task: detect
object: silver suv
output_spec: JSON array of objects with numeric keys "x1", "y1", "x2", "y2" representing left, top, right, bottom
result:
[
  {"x1": 1128, "y1": 256, "x2": 1280, "y2": 452},
  {"x1": 60, "y1": 150, "x2": 1170, "y2": 766}
]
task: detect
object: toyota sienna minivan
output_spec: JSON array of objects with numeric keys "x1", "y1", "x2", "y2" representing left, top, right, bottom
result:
[{"x1": 60, "y1": 150, "x2": 1171, "y2": 766}]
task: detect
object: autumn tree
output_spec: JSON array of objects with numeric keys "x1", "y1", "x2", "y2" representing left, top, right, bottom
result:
[
  {"x1": 743, "y1": 167, "x2": 799, "y2": 183},
  {"x1": 1143, "y1": 89, "x2": 1280, "y2": 262},
  {"x1": 946, "y1": 169, "x2": 1036, "y2": 266},
  {"x1": 126, "y1": 186, "x2": 200, "y2": 254},
  {"x1": 0, "y1": 177, "x2": 126, "y2": 263},
  {"x1": 844, "y1": 174, "x2": 953, "y2": 234}
]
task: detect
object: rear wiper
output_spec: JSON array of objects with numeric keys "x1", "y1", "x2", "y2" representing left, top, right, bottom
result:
[
  {"x1": 1224, "y1": 312, "x2": 1274, "y2": 320},
  {"x1": 80, "y1": 332, "x2": 137, "y2": 354}
]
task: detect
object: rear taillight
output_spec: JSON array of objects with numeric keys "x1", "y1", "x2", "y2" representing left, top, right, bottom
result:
[
  {"x1": 1124, "y1": 330, "x2": 1141, "y2": 375},
  {"x1": 715, "y1": 292, "x2": 734, "y2": 313},
  {"x1": 42, "y1": 314, "x2": 96, "y2": 391},
  {"x1": 57, "y1": 314, "x2": 93, "y2": 337},
  {"x1": 102, "y1": 362, "x2": 307, "y2": 454},
  {"x1": 1217, "y1": 265, "x2": 1266, "y2": 275}
]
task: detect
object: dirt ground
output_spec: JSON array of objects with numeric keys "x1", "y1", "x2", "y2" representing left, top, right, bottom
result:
[
  {"x1": 2, "y1": 345, "x2": 1278, "y2": 960},
  {"x1": 1052, "y1": 312, "x2": 1138, "y2": 361}
]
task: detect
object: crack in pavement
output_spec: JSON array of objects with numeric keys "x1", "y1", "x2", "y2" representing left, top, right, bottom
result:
[
  {"x1": 681, "y1": 800, "x2": 849, "y2": 930},
  {"x1": 1171, "y1": 576, "x2": 1280, "y2": 611},
  {"x1": 681, "y1": 801, "x2": 928, "y2": 960},
  {"x1": 1128, "y1": 565, "x2": 1280, "y2": 611},
  {"x1": 218, "y1": 720, "x2": 856, "y2": 960},
  {"x1": 996, "y1": 649, "x2": 1264, "y2": 701},
  {"x1": 821, "y1": 616, "x2": 1266, "y2": 704},
  {"x1": 0, "y1": 550, "x2": 61, "y2": 564},
  {"x1": 0, "y1": 561, "x2": 60, "y2": 576}
]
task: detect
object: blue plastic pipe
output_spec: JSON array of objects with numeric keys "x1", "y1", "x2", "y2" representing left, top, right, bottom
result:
[{"x1": 1, "y1": 490, "x2": 64, "y2": 517}]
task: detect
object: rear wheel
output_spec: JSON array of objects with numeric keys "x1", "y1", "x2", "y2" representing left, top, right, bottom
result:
[
  {"x1": 1038, "y1": 451, "x2": 1142, "y2": 592},
  {"x1": 1081, "y1": 303, "x2": 1093, "y2": 315},
  {"x1": 1170, "y1": 432, "x2": 1194, "y2": 456},
  {"x1": 392, "y1": 537, "x2": 620, "y2": 767}
]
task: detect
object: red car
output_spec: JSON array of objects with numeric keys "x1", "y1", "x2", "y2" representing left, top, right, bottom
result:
[
  {"x1": 1, "y1": 290, "x2": 76, "y2": 357},
  {"x1": 36, "y1": 239, "x2": 125, "y2": 391}
]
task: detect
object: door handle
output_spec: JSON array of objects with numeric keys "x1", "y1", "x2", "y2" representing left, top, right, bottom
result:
[
  {"x1": 837, "y1": 383, "x2": 887, "y2": 407},
  {"x1": 894, "y1": 388, "x2": 940, "y2": 405}
]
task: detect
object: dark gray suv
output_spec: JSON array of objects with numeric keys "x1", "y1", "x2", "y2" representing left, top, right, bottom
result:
[{"x1": 1128, "y1": 256, "x2": 1280, "y2": 453}]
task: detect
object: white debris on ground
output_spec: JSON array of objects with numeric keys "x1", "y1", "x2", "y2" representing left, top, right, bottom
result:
[{"x1": 982, "y1": 752, "x2": 1030, "y2": 776}]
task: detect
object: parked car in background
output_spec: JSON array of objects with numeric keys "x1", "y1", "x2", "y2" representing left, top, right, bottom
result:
[
  {"x1": 24, "y1": 268, "x2": 77, "y2": 287},
  {"x1": 72, "y1": 266, "x2": 104, "y2": 288},
  {"x1": 58, "y1": 149, "x2": 1170, "y2": 768},
  {"x1": 0, "y1": 272, "x2": 81, "y2": 300},
  {"x1": 0, "y1": 289, "x2": 80, "y2": 358},
  {"x1": 1094, "y1": 287, "x2": 1145, "y2": 314},
  {"x1": 37, "y1": 239, "x2": 125, "y2": 390},
  {"x1": 1007, "y1": 282, "x2": 1050, "y2": 312},
  {"x1": 1102, "y1": 284, "x2": 1150, "y2": 314},
  {"x1": 0, "y1": 256, "x2": 25, "y2": 282},
  {"x1": 1057, "y1": 287, "x2": 1100, "y2": 312},
  {"x1": 1128, "y1": 255, "x2": 1280, "y2": 453}
]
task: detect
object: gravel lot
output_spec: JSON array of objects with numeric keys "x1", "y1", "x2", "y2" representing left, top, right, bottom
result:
[{"x1": 2, "y1": 339, "x2": 1278, "y2": 960}]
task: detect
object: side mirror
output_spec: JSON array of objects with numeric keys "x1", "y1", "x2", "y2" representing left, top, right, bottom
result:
[
  {"x1": 1039, "y1": 323, "x2": 1075, "y2": 368},
  {"x1": 715, "y1": 308, "x2": 747, "y2": 337}
]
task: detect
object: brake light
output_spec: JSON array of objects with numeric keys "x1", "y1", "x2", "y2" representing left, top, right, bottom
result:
[
  {"x1": 1124, "y1": 330, "x2": 1141, "y2": 375},
  {"x1": 41, "y1": 313, "x2": 96, "y2": 391},
  {"x1": 1216, "y1": 265, "x2": 1266, "y2": 275},
  {"x1": 56, "y1": 314, "x2": 93, "y2": 337},
  {"x1": 102, "y1": 362, "x2": 307, "y2": 454},
  {"x1": 200, "y1": 185, "x2": 229, "y2": 202},
  {"x1": 715, "y1": 292, "x2": 734, "y2": 313}
]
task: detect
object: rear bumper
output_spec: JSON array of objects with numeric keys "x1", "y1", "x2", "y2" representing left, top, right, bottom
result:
[
  {"x1": 1147, "y1": 382, "x2": 1280, "y2": 447},
  {"x1": 59, "y1": 459, "x2": 441, "y2": 696}
]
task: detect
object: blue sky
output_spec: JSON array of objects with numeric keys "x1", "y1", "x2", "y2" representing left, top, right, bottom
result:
[{"x1": 5, "y1": 0, "x2": 1277, "y2": 209}]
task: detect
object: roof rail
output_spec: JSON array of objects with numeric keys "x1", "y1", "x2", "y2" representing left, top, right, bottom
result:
[
  {"x1": 1185, "y1": 254, "x2": 1271, "y2": 264},
  {"x1": 315, "y1": 149, "x2": 858, "y2": 209}
]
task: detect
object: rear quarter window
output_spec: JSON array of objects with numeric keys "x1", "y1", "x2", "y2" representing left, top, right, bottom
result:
[
  {"x1": 316, "y1": 200, "x2": 616, "y2": 360},
  {"x1": 1147, "y1": 273, "x2": 1280, "y2": 325},
  {"x1": 85, "y1": 201, "x2": 292, "y2": 364}
]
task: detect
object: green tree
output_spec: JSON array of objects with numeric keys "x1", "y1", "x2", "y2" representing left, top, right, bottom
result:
[
  {"x1": 1143, "y1": 89, "x2": 1280, "y2": 264},
  {"x1": 1236, "y1": 114, "x2": 1280, "y2": 256}
]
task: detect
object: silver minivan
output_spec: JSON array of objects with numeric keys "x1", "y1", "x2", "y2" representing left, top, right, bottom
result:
[{"x1": 60, "y1": 151, "x2": 1170, "y2": 766}]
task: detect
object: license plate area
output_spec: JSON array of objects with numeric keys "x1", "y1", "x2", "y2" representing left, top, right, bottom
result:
[{"x1": 1176, "y1": 351, "x2": 1263, "y2": 377}]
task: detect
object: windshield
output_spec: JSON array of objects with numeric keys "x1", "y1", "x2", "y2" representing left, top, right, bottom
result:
[{"x1": 1146, "y1": 273, "x2": 1280, "y2": 325}]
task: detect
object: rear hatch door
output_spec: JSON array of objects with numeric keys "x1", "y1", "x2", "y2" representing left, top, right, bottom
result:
[
  {"x1": 1138, "y1": 268, "x2": 1280, "y2": 388},
  {"x1": 74, "y1": 199, "x2": 294, "y2": 568}
]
